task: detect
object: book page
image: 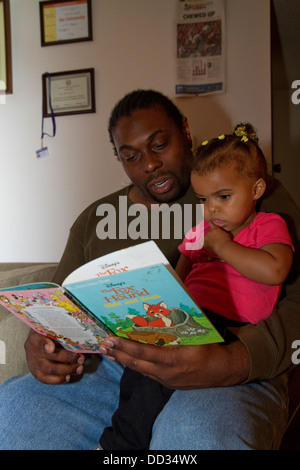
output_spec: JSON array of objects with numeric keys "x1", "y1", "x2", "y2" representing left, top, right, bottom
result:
[
  {"x1": 66, "y1": 264, "x2": 223, "y2": 347},
  {"x1": 0, "y1": 286, "x2": 109, "y2": 353}
]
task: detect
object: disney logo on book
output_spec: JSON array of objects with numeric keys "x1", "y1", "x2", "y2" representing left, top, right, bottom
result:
[
  {"x1": 101, "y1": 282, "x2": 127, "y2": 289},
  {"x1": 98, "y1": 262, "x2": 120, "y2": 269}
]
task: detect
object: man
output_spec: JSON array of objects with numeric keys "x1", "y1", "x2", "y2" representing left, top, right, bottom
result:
[{"x1": 0, "y1": 90, "x2": 299, "y2": 450}]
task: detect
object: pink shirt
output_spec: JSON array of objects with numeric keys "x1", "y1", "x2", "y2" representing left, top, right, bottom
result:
[{"x1": 179, "y1": 213, "x2": 293, "y2": 324}]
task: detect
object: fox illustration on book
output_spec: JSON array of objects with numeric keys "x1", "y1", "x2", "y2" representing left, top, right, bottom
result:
[
  {"x1": 126, "y1": 302, "x2": 175, "y2": 328},
  {"x1": 117, "y1": 301, "x2": 211, "y2": 346}
]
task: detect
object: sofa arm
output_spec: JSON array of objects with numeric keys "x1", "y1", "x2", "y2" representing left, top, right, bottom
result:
[{"x1": 0, "y1": 263, "x2": 58, "y2": 384}]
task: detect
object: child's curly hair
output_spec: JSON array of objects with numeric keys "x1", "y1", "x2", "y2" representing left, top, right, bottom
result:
[{"x1": 193, "y1": 123, "x2": 268, "y2": 183}]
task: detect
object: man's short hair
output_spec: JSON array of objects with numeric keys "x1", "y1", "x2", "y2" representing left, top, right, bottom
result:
[{"x1": 108, "y1": 89, "x2": 184, "y2": 156}]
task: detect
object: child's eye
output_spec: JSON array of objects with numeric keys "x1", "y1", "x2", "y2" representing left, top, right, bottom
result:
[
  {"x1": 198, "y1": 197, "x2": 207, "y2": 203},
  {"x1": 219, "y1": 194, "x2": 230, "y2": 200}
]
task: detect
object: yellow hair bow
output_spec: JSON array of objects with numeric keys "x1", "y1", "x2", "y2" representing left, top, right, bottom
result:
[
  {"x1": 235, "y1": 125, "x2": 256, "y2": 142},
  {"x1": 235, "y1": 125, "x2": 247, "y2": 138}
]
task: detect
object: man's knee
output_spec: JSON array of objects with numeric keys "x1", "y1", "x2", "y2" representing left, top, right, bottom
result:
[{"x1": 150, "y1": 383, "x2": 287, "y2": 450}]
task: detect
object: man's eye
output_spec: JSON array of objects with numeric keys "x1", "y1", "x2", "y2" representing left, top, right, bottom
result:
[
  {"x1": 153, "y1": 141, "x2": 167, "y2": 151},
  {"x1": 122, "y1": 153, "x2": 140, "y2": 162}
]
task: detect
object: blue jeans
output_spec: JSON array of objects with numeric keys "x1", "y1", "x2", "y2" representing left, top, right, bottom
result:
[{"x1": 0, "y1": 356, "x2": 288, "y2": 450}]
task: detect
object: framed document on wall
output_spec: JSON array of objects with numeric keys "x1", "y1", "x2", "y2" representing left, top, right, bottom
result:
[
  {"x1": 42, "y1": 68, "x2": 96, "y2": 117},
  {"x1": 0, "y1": 0, "x2": 12, "y2": 94},
  {"x1": 39, "y1": 0, "x2": 93, "y2": 47}
]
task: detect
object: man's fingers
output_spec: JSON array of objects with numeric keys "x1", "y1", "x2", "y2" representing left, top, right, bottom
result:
[
  {"x1": 101, "y1": 337, "x2": 162, "y2": 363},
  {"x1": 100, "y1": 337, "x2": 178, "y2": 380},
  {"x1": 43, "y1": 337, "x2": 57, "y2": 354},
  {"x1": 43, "y1": 340, "x2": 85, "y2": 365}
]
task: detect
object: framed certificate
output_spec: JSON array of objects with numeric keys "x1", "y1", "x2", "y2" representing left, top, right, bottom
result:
[
  {"x1": 0, "y1": 0, "x2": 12, "y2": 93},
  {"x1": 42, "y1": 68, "x2": 96, "y2": 117},
  {"x1": 39, "y1": 0, "x2": 93, "y2": 47}
]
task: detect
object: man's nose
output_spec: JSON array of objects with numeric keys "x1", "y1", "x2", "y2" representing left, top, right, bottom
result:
[{"x1": 143, "y1": 151, "x2": 163, "y2": 172}]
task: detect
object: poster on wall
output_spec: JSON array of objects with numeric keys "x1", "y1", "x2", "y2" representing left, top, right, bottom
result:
[{"x1": 175, "y1": 0, "x2": 226, "y2": 96}]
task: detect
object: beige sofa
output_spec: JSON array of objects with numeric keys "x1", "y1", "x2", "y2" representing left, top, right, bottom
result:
[{"x1": 0, "y1": 262, "x2": 58, "y2": 384}]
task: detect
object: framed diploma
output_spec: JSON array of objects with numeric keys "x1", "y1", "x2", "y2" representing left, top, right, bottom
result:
[
  {"x1": 0, "y1": 0, "x2": 12, "y2": 94},
  {"x1": 39, "y1": 0, "x2": 93, "y2": 47},
  {"x1": 42, "y1": 68, "x2": 96, "y2": 117}
]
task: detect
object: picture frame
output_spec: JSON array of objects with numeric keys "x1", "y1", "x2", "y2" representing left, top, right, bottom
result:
[
  {"x1": 42, "y1": 68, "x2": 96, "y2": 117},
  {"x1": 0, "y1": 0, "x2": 12, "y2": 94},
  {"x1": 39, "y1": 0, "x2": 93, "y2": 47}
]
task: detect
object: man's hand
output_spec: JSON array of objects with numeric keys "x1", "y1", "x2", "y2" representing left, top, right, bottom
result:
[
  {"x1": 25, "y1": 330, "x2": 85, "y2": 385},
  {"x1": 100, "y1": 337, "x2": 250, "y2": 389}
]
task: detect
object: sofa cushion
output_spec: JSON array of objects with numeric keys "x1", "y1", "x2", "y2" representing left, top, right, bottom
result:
[
  {"x1": 0, "y1": 263, "x2": 58, "y2": 288},
  {"x1": 0, "y1": 263, "x2": 58, "y2": 384}
]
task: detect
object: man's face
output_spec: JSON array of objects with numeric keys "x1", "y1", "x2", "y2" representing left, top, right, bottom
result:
[{"x1": 112, "y1": 106, "x2": 193, "y2": 205}]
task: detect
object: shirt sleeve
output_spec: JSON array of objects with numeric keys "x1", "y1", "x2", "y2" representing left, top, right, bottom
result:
[{"x1": 253, "y1": 213, "x2": 294, "y2": 250}]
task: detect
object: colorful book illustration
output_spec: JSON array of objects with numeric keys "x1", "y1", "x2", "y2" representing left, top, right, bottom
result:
[{"x1": 0, "y1": 242, "x2": 223, "y2": 352}]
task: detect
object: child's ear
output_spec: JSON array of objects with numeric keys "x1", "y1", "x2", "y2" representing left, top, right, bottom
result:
[{"x1": 253, "y1": 178, "x2": 266, "y2": 200}]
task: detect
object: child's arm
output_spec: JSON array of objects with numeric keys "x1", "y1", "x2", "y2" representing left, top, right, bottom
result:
[
  {"x1": 204, "y1": 224, "x2": 293, "y2": 285},
  {"x1": 175, "y1": 253, "x2": 194, "y2": 282}
]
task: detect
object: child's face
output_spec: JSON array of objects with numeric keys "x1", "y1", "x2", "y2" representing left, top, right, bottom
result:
[{"x1": 191, "y1": 165, "x2": 263, "y2": 237}]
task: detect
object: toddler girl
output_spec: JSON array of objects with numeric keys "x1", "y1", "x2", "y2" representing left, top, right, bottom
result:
[{"x1": 177, "y1": 123, "x2": 293, "y2": 328}]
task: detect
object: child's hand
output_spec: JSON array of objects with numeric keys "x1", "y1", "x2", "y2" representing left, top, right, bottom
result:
[{"x1": 204, "y1": 222, "x2": 232, "y2": 255}]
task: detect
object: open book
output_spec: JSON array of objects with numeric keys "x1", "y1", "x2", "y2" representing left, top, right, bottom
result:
[{"x1": 0, "y1": 242, "x2": 223, "y2": 352}]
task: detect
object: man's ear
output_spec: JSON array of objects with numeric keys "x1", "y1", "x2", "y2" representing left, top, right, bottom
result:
[
  {"x1": 182, "y1": 116, "x2": 193, "y2": 148},
  {"x1": 253, "y1": 178, "x2": 266, "y2": 200}
]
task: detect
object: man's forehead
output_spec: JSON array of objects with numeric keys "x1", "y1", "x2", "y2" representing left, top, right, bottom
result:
[
  {"x1": 120, "y1": 106, "x2": 173, "y2": 127},
  {"x1": 112, "y1": 107, "x2": 176, "y2": 145}
]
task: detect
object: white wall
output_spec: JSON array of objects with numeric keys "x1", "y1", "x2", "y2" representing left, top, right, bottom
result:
[{"x1": 0, "y1": 0, "x2": 271, "y2": 262}]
